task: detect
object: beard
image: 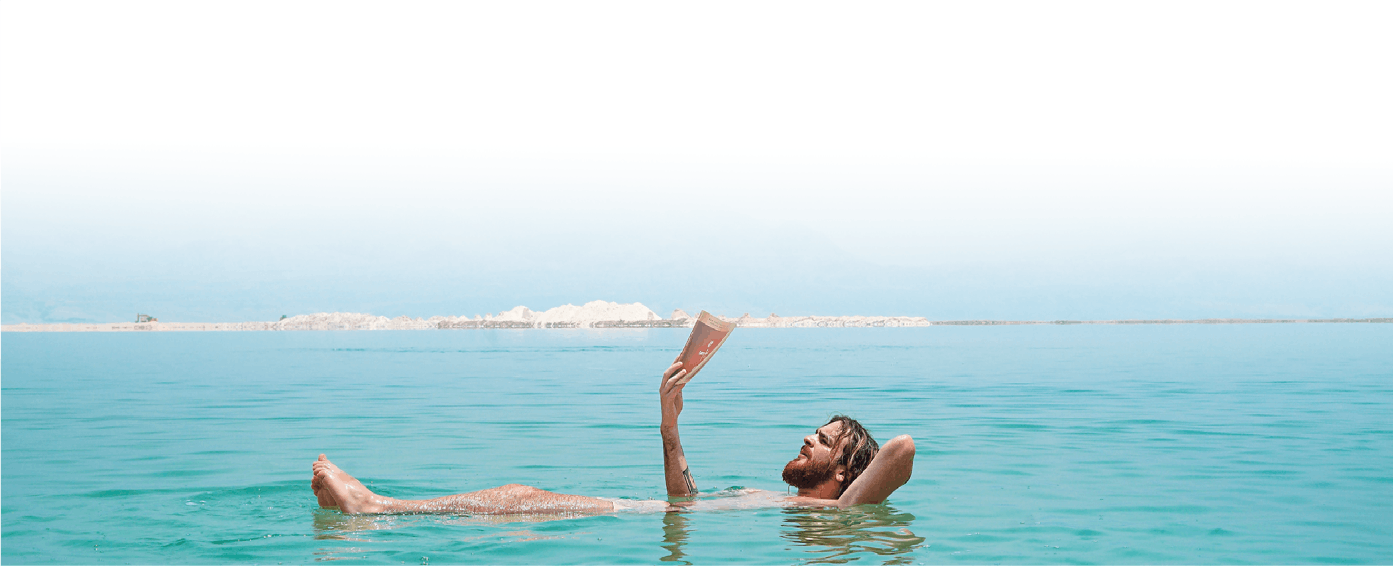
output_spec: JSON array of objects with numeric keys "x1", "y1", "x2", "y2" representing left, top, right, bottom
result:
[{"x1": 782, "y1": 454, "x2": 837, "y2": 489}]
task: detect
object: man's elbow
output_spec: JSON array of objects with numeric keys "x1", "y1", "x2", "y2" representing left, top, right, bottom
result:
[
  {"x1": 886, "y1": 435, "x2": 915, "y2": 481},
  {"x1": 885, "y1": 434, "x2": 915, "y2": 458}
]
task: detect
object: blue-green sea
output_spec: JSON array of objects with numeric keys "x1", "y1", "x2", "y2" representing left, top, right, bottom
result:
[{"x1": 3, "y1": 325, "x2": 1391, "y2": 564}]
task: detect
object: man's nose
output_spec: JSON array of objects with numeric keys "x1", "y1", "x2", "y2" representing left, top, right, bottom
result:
[{"x1": 803, "y1": 435, "x2": 814, "y2": 446}]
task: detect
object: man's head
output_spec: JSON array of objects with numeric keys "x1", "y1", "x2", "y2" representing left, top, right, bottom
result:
[{"x1": 782, "y1": 415, "x2": 879, "y2": 498}]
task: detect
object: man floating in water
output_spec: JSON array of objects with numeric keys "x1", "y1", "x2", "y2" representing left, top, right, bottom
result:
[{"x1": 311, "y1": 361, "x2": 915, "y2": 514}]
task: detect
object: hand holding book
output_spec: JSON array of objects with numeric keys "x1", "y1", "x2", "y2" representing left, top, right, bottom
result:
[{"x1": 673, "y1": 311, "x2": 736, "y2": 385}]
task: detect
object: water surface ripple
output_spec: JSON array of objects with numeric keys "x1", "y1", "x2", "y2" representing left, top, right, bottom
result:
[{"x1": 3, "y1": 326, "x2": 1391, "y2": 563}]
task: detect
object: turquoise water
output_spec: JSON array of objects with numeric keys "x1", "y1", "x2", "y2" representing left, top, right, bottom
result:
[{"x1": 3, "y1": 326, "x2": 1391, "y2": 564}]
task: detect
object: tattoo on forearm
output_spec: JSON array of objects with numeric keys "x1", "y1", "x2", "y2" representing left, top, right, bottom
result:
[{"x1": 682, "y1": 467, "x2": 697, "y2": 494}]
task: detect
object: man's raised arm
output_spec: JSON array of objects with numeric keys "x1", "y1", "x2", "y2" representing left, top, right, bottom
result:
[
  {"x1": 660, "y1": 361, "x2": 698, "y2": 497},
  {"x1": 837, "y1": 435, "x2": 915, "y2": 506}
]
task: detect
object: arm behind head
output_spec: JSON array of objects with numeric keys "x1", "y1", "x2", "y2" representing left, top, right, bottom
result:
[{"x1": 836, "y1": 435, "x2": 914, "y2": 507}]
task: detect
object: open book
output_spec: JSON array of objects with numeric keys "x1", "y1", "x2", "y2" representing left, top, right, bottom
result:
[{"x1": 674, "y1": 311, "x2": 737, "y2": 385}]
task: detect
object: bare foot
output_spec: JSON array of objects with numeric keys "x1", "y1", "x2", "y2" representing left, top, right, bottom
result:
[
  {"x1": 312, "y1": 454, "x2": 389, "y2": 514},
  {"x1": 311, "y1": 458, "x2": 338, "y2": 508}
]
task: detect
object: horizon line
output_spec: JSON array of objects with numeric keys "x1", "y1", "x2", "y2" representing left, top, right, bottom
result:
[{"x1": 4, "y1": 317, "x2": 1391, "y2": 333}]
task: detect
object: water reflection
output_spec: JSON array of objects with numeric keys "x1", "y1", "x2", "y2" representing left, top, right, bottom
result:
[
  {"x1": 655, "y1": 504, "x2": 922, "y2": 564},
  {"x1": 312, "y1": 501, "x2": 922, "y2": 563},
  {"x1": 660, "y1": 511, "x2": 693, "y2": 564},
  {"x1": 779, "y1": 505, "x2": 924, "y2": 564},
  {"x1": 312, "y1": 508, "x2": 397, "y2": 541},
  {"x1": 310, "y1": 509, "x2": 572, "y2": 561}
]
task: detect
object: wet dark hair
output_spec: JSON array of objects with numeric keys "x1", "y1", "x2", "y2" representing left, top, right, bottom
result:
[{"x1": 826, "y1": 414, "x2": 879, "y2": 497}]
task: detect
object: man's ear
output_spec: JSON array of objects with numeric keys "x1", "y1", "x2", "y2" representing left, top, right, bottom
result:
[{"x1": 835, "y1": 466, "x2": 847, "y2": 484}]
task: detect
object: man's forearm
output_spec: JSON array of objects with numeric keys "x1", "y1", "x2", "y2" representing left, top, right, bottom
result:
[
  {"x1": 658, "y1": 360, "x2": 695, "y2": 497},
  {"x1": 662, "y1": 425, "x2": 698, "y2": 497}
]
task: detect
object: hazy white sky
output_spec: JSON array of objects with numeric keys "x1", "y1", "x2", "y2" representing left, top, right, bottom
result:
[
  {"x1": 5, "y1": 1, "x2": 1391, "y2": 166},
  {"x1": 3, "y1": 1, "x2": 1391, "y2": 322}
]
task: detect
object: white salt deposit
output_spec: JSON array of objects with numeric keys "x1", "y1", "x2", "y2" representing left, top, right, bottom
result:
[{"x1": 475, "y1": 301, "x2": 660, "y2": 327}]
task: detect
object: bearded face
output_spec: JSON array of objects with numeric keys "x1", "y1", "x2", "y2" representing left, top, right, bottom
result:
[
  {"x1": 782, "y1": 421, "x2": 846, "y2": 490},
  {"x1": 782, "y1": 452, "x2": 838, "y2": 488}
]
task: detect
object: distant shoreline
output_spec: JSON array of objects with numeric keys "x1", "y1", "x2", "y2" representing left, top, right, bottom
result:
[
  {"x1": 3, "y1": 317, "x2": 1389, "y2": 332},
  {"x1": 928, "y1": 318, "x2": 1393, "y2": 325}
]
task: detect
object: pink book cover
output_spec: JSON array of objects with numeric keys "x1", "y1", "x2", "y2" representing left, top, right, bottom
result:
[{"x1": 674, "y1": 311, "x2": 737, "y2": 384}]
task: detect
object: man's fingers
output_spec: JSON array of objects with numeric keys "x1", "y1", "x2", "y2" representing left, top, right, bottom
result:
[
  {"x1": 660, "y1": 368, "x2": 688, "y2": 393},
  {"x1": 673, "y1": 369, "x2": 694, "y2": 386},
  {"x1": 664, "y1": 370, "x2": 688, "y2": 392},
  {"x1": 663, "y1": 361, "x2": 684, "y2": 380}
]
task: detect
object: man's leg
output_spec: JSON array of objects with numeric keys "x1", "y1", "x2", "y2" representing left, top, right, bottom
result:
[{"x1": 311, "y1": 455, "x2": 615, "y2": 515}]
